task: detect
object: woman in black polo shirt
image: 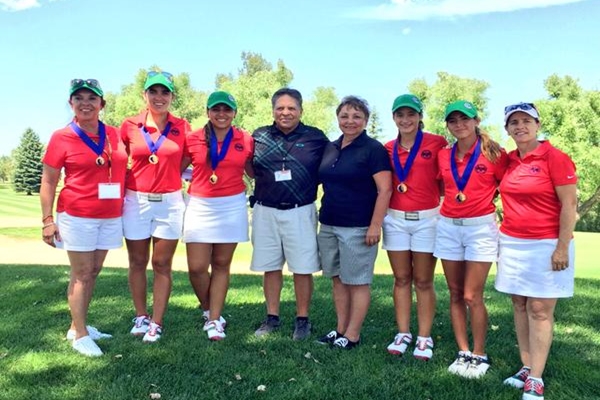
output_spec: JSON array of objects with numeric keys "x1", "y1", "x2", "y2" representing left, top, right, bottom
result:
[{"x1": 316, "y1": 96, "x2": 392, "y2": 349}]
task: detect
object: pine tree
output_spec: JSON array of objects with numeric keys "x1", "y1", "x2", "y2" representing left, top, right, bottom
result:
[
  {"x1": 13, "y1": 128, "x2": 44, "y2": 195},
  {"x1": 368, "y1": 107, "x2": 383, "y2": 141}
]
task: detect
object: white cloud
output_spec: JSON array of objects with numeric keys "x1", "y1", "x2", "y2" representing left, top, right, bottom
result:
[
  {"x1": 349, "y1": 0, "x2": 587, "y2": 21},
  {"x1": 0, "y1": 0, "x2": 40, "y2": 11},
  {"x1": 402, "y1": 27, "x2": 411, "y2": 35}
]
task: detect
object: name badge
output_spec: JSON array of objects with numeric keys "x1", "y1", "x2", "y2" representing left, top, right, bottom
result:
[
  {"x1": 98, "y1": 183, "x2": 121, "y2": 199},
  {"x1": 275, "y1": 169, "x2": 292, "y2": 182}
]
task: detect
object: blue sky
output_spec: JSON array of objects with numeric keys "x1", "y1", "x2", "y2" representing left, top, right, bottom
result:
[{"x1": 0, "y1": 0, "x2": 598, "y2": 156}]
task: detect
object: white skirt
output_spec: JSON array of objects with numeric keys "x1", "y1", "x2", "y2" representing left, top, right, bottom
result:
[
  {"x1": 183, "y1": 192, "x2": 249, "y2": 243},
  {"x1": 495, "y1": 233, "x2": 575, "y2": 298}
]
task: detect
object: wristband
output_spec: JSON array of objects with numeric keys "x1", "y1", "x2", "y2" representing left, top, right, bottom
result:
[
  {"x1": 42, "y1": 215, "x2": 54, "y2": 223},
  {"x1": 42, "y1": 222, "x2": 56, "y2": 229}
]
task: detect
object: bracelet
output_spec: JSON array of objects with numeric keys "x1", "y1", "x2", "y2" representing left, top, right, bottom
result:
[
  {"x1": 42, "y1": 222, "x2": 56, "y2": 229},
  {"x1": 42, "y1": 215, "x2": 54, "y2": 223}
]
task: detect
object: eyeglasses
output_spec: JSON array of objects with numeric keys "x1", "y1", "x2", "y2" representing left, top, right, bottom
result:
[
  {"x1": 70, "y1": 79, "x2": 102, "y2": 91},
  {"x1": 504, "y1": 102, "x2": 537, "y2": 113},
  {"x1": 147, "y1": 71, "x2": 173, "y2": 82}
]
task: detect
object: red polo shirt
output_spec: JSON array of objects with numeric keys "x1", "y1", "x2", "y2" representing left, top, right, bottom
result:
[
  {"x1": 438, "y1": 140, "x2": 508, "y2": 218},
  {"x1": 120, "y1": 111, "x2": 190, "y2": 193},
  {"x1": 500, "y1": 141, "x2": 577, "y2": 239},
  {"x1": 184, "y1": 126, "x2": 254, "y2": 197},
  {"x1": 43, "y1": 123, "x2": 128, "y2": 218},
  {"x1": 385, "y1": 132, "x2": 447, "y2": 211}
]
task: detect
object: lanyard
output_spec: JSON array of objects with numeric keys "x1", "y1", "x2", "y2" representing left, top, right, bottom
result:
[
  {"x1": 450, "y1": 137, "x2": 481, "y2": 193},
  {"x1": 140, "y1": 121, "x2": 172, "y2": 155},
  {"x1": 392, "y1": 129, "x2": 423, "y2": 183},
  {"x1": 210, "y1": 127, "x2": 234, "y2": 171},
  {"x1": 70, "y1": 121, "x2": 105, "y2": 159}
]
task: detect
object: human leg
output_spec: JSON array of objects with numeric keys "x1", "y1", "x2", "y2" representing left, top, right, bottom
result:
[
  {"x1": 527, "y1": 297, "x2": 557, "y2": 379},
  {"x1": 207, "y1": 243, "x2": 237, "y2": 321},
  {"x1": 148, "y1": 237, "x2": 178, "y2": 325},
  {"x1": 186, "y1": 242, "x2": 212, "y2": 311},
  {"x1": 343, "y1": 284, "x2": 371, "y2": 342},
  {"x1": 441, "y1": 259, "x2": 469, "y2": 351},
  {"x1": 126, "y1": 238, "x2": 151, "y2": 317}
]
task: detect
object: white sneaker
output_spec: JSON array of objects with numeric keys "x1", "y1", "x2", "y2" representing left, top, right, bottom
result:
[
  {"x1": 504, "y1": 366, "x2": 530, "y2": 389},
  {"x1": 204, "y1": 320, "x2": 226, "y2": 341},
  {"x1": 387, "y1": 333, "x2": 412, "y2": 355},
  {"x1": 413, "y1": 336, "x2": 434, "y2": 360},
  {"x1": 72, "y1": 335, "x2": 103, "y2": 357},
  {"x1": 130, "y1": 315, "x2": 150, "y2": 336},
  {"x1": 464, "y1": 354, "x2": 491, "y2": 379},
  {"x1": 66, "y1": 325, "x2": 112, "y2": 341},
  {"x1": 142, "y1": 322, "x2": 162, "y2": 343},
  {"x1": 448, "y1": 351, "x2": 472, "y2": 376},
  {"x1": 202, "y1": 310, "x2": 227, "y2": 328}
]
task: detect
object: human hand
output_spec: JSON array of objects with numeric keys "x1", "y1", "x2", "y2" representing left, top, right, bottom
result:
[
  {"x1": 365, "y1": 225, "x2": 381, "y2": 247},
  {"x1": 551, "y1": 246, "x2": 569, "y2": 271}
]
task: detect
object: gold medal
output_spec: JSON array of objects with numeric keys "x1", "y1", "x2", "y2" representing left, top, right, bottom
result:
[
  {"x1": 455, "y1": 192, "x2": 467, "y2": 203},
  {"x1": 397, "y1": 183, "x2": 408, "y2": 193},
  {"x1": 209, "y1": 173, "x2": 218, "y2": 185},
  {"x1": 95, "y1": 156, "x2": 105, "y2": 166},
  {"x1": 148, "y1": 154, "x2": 159, "y2": 164}
]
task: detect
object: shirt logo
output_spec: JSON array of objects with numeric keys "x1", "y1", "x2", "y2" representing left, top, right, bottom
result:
[
  {"x1": 234, "y1": 143, "x2": 244, "y2": 151},
  {"x1": 171, "y1": 128, "x2": 180, "y2": 136},
  {"x1": 567, "y1": 175, "x2": 575, "y2": 179},
  {"x1": 475, "y1": 164, "x2": 487, "y2": 174},
  {"x1": 421, "y1": 150, "x2": 432, "y2": 159},
  {"x1": 530, "y1": 166, "x2": 541, "y2": 174}
]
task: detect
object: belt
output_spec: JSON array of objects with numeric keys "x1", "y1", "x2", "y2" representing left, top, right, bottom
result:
[
  {"x1": 256, "y1": 200, "x2": 312, "y2": 210},
  {"x1": 387, "y1": 207, "x2": 439, "y2": 221},
  {"x1": 440, "y1": 213, "x2": 496, "y2": 226}
]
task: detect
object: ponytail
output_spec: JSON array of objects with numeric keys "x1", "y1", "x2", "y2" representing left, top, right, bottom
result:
[
  {"x1": 476, "y1": 127, "x2": 502, "y2": 164},
  {"x1": 204, "y1": 121, "x2": 213, "y2": 163}
]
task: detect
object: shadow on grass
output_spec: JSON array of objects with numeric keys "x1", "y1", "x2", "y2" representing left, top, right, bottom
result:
[{"x1": 1, "y1": 264, "x2": 599, "y2": 400}]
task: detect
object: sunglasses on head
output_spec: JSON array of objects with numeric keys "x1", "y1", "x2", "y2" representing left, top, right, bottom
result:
[
  {"x1": 147, "y1": 71, "x2": 173, "y2": 82},
  {"x1": 70, "y1": 79, "x2": 101, "y2": 90},
  {"x1": 504, "y1": 102, "x2": 537, "y2": 113}
]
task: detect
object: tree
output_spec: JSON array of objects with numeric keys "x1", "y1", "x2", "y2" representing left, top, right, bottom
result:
[
  {"x1": 215, "y1": 52, "x2": 338, "y2": 135},
  {"x1": 0, "y1": 155, "x2": 14, "y2": 183},
  {"x1": 13, "y1": 128, "x2": 44, "y2": 195},
  {"x1": 367, "y1": 107, "x2": 383, "y2": 141},
  {"x1": 535, "y1": 75, "x2": 600, "y2": 227},
  {"x1": 408, "y1": 72, "x2": 504, "y2": 144}
]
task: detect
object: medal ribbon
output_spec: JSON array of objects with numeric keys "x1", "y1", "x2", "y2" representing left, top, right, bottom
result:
[
  {"x1": 210, "y1": 127, "x2": 234, "y2": 171},
  {"x1": 392, "y1": 129, "x2": 423, "y2": 183},
  {"x1": 140, "y1": 121, "x2": 172, "y2": 156},
  {"x1": 450, "y1": 137, "x2": 481, "y2": 193},
  {"x1": 69, "y1": 121, "x2": 106, "y2": 159}
]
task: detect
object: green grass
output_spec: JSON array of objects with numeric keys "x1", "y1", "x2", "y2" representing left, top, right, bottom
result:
[
  {"x1": 0, "y1": 185, "x2": 40, "y2": 219},
  {"x1": 0, "y1": 265, "x2": 599, "y2": 400}
]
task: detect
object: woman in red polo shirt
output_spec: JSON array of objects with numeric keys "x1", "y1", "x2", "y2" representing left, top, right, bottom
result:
[
  {"x1": 40, "y1": 79, "x2": 128, "y2": 357},
  {"x1": 435, "y1": 100, "x2": 507, "y2": 378},
  {"x1": 496, "y1": 103, "x2": 577, "y2": 400},
  {"x1": 383, "y1": 94, "x2": 447, "y2": 359},
  {"x1": 181, "y1": 91, "x2": 253, "y2": 341},
  {"x1": 120, "y1": 71, "x2": 191, "y2": 343}
]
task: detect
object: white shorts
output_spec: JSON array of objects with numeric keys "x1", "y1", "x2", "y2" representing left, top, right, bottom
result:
[
  {"x1": 382, "y1": 207, "x2": 439, "y2": 253},
  {"x1": 318, "y1": 224, "x2": 377, "y2": 285},
  {"x1": 183, "y1": 192, "x2": 249, "y2": 243},
  {"x1": 122, "y1": 189, "x2": 185, "y2": 240},
  {"x1": 495, "y1": 233, "x2": 575, "y2": 298},
  {"x1": 433, "y1": 213, "x2": 498, "y2": 262},
  {"x1": 55, "y1": 212, "x2": 123, "y2": 251},
  {"x1": 250, "y1": 203, "x2": 320, "y2": 274}
]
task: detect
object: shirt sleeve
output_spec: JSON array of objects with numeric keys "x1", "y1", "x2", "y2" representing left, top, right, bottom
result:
[{"x1": 548, "y1": 148, "x2": 577, "y2": 186}]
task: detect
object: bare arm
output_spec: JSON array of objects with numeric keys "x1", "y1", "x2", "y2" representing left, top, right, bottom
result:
[
  {"x1": 551, "y1": 184, "x2": 577, "y2": 271},
  {"x1": 40, "y1": 164, "x2": 61, "y2": 247},
  {"x1": 366, "y1": 170, "x2": 392, "y2": 246}
]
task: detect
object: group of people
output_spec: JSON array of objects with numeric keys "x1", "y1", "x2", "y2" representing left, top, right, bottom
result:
[{"x1": 40, "y1": 73, "x2": 576, "y2": 400}]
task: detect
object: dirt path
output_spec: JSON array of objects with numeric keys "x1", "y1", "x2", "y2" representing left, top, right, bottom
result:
[{"x1": 0, "y1": 216, "x2": 257, "y2": 273}]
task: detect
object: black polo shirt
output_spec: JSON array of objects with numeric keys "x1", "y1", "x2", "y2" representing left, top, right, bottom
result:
[
  {"x1": 253, "y1": 122, "x2": 329, "y2": 207},
  {"x1": 318, "y1": 131, "x2": 391, "y2": 227}
]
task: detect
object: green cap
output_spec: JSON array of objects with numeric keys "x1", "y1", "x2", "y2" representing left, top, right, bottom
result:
[
  {"x1": 69, "y1": 79, "x2": 104, "y2": 97},
  {"x1": 207, "y1": 91, "x2": 237, "y2": 111},
  {"x1": 444, "y1": 100, "x2": 478, "y2": 120},
  {"x1": 144, "y1": 72, "x2": 174, "y2": 92},
  {"x1": 392, "y1": 94, "x2": 423, "y2": 113}
]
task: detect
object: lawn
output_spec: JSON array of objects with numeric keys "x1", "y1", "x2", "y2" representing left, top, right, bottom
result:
[{"x1": 0, "y1": 265, "x2": 599, "y2": 400}]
